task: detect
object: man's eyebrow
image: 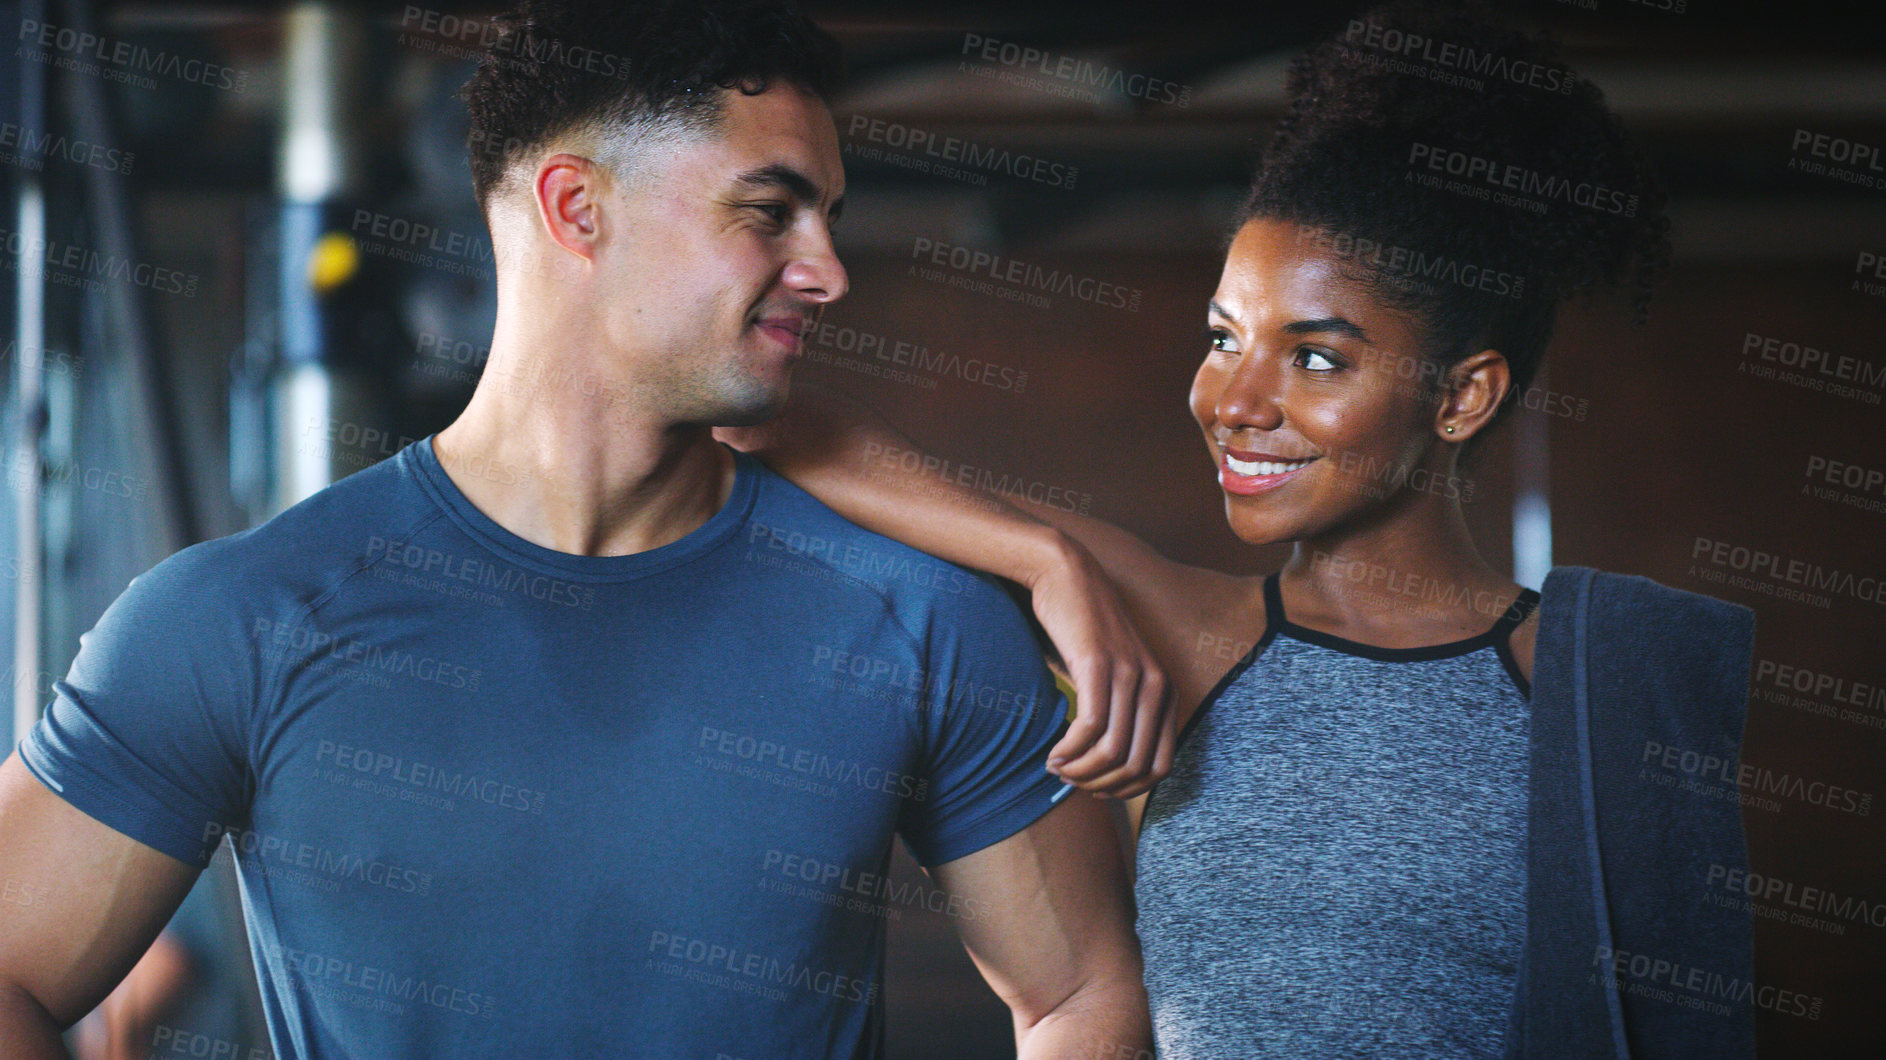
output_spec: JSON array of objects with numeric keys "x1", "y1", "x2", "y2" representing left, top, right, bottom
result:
[{"x1": 733, "y1": 163, "x2": 843, "y2": 219}]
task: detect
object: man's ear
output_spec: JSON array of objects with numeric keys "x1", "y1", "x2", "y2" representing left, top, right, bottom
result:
[
  {"x1": 1435, "y1": 348, "x2": 1512, "y2": 442},
  {"x1": 533, "y1": 152, "x2": 607, "y2": 262}
]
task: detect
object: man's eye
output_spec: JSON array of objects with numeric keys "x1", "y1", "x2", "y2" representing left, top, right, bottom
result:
[{"x1": 751, "y1": 203, "x2": 790, "y2": 224}]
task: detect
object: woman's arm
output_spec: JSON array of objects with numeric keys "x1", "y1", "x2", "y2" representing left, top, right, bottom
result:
[{"x1": 717, "y1": 384, "x2": 1253, "y2": 799}]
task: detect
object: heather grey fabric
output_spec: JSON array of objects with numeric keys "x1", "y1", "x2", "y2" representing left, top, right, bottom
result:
[{"x1": 1137, "y1": 576, "x2": 1537, "y2": 1058}]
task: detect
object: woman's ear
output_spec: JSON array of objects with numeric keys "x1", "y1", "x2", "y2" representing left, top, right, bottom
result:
[{"x1": 1435, "y1": 348, "x2": 1511, "y2": 442}]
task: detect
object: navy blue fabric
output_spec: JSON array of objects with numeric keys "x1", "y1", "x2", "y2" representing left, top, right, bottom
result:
[
  {"x1": 21, "y1": 439, "x2": 1069, "y2": 1060},
  {"x1": 1515, "y1": 567, "x2": 1756, "y2": 1059}
]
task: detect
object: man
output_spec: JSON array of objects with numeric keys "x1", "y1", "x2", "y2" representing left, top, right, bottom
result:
[{"x1": 0, "y1": 2, "x2": 1152, "y2": 1057}]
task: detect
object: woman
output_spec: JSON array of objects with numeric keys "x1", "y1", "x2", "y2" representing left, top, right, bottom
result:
[{"x1": 721, "y1": 3, "x2": 1755, "y2": 1055}]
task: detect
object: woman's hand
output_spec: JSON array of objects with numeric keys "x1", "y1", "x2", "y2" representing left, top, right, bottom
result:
[{"x1": 1026, "y1": 537, "x2": 1176, "y2": 799}]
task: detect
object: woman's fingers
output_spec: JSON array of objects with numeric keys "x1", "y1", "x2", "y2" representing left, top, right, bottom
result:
[
  {"x1": 1032, "y1": 554, "x2": 1173, "y2": 795},
  {"x1": 1068, "y1": 665, "x2": 1171, "y2": 797},
  {"x1": 1047, "y1": 651, "x2": 1112, "y2": 770},
  {"x1": 1052, "y1": 662, "x2": 1140, "y2": 790}
]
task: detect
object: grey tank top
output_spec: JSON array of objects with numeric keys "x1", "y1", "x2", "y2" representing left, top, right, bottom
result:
[{"x1": 1137, "y1": 573, "x2": 1539, "y2": 1059}]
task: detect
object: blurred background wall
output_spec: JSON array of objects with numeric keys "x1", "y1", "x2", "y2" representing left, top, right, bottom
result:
[{"x1": 1, "y1": 0, "x2": 1880, "y2": 1056}]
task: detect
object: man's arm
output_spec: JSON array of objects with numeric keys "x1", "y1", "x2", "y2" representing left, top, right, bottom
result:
[
  {"x1": 928, "y1": 794, "x2": 1151, "y2": 1059},
  {"x1": 0, "y1": 753, "x2": 200, "y2": 1060}
]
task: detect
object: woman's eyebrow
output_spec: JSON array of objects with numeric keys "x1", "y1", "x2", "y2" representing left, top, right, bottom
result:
[
  {"x1": 1283, "y1": 317, "x2": 1371, "y2": 343},
  {"x1": 1209, "y1": 302, "x2": 1373, "y2": 345}
]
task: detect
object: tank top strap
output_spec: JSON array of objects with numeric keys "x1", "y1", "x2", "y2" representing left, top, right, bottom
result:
[
  {"x1": 1264, "y1": 570, "x2": 1538, "y2": 644},
  {"x1": 1262, "y1": 570, "x2": 1287, "y2": 628},
  {"x1": 1491, "y1": 586, "x2": 1542, "y2": 638}
]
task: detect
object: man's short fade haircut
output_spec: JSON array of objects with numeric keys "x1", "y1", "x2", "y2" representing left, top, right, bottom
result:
[{"x1": 460, "y1": 0, "x2": 843, "y2": 211}]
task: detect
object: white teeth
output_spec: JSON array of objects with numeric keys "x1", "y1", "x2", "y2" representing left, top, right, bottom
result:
[{"x1": 1226, "y1": 455, "x2": 1311, "y2": 477}]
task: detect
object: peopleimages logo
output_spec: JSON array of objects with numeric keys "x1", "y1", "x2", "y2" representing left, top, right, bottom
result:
[
  {"x1": 646, "y1": 930, "x2": 878, "y2": 1005},
  {"x1": 760, "y1": 848, "x2": 988, "y2": 922},
  {"x1": 696, "y1": 724, "x2": 929, "y2": 801},
  {"x1": 1855, "y1": 249, "x2": 1886, "y2": 299},
  {"x1": 910, "y1": 237, "x2": 1143, "y2": 312},
  {"x1": 1342, "y1": 18, "x2": 1577, "y2": 95},
  {"x1": 801, "y1": 319, "x2": 1027, "y2": 394},
  {"x1": 252, "y1": 617, "x2": 483, "y2": 692},
  {"x1": 1641, "y1": 738, "x2": 1873, "y2": 816},
  {"x1": 0, "y1": 225, "x2": 199, "y2": 297},
  {"x1": 202, "y1": 822, "x2": 433, "y2": 896},
  {"x1": 365, "y1": 536, "x2": 594, "y2": 611},
  {"x1": 15, "y1": 19, "x2": 250, "y2": 93},
  {"x1": 1302, "y1": 225, "x2": 1527, "y2": 300},
  {"x1": 959, "y1": 33, "x2": 1190, "y2": 107},
  {"x1": 1705, "y1": 862, "x2": 1886, "y2": 934},
  {"x1": 314, "y1": 739, "x2": 548, "y2": 815},
  {"x1": 845, "y1": 115, "x2": 1077, "y2": 190},
  {"x1": 397, "y1": 6, "x2": 631, "y2": 80},
  {"x1": 1690, "y1": 536, "x2": 1886, "y2": 609},
  {"x1": 277, "y1": 946, "x2": 498, "y2": 1019},
  {"x1": 1789, "y1": 129, "x2": 1885, "y2": 191},
  {"x1": 747, "y1": 519, "x2": 979, "y2": 596},
  {"x1": 1755, "y1": 658, "x2": 1886, "y2": 714},
  {"x1": 148, "y1": 1025, "x2": 271, "y2": 1060},
  {"x1": 859, "y1": 439, "x2": 1094, "y2": 514},
  {"x1": 0, "y1": 120, "x2": 133, "y2": 174},
  {"x1": 1407, "y1": 142, "x2": 1638, "y2": 217},
  {"x1": 351, "y1": 209, "x2": 495, "y2": 274},
  {"x1": 1592, "y1": 945, "x2": 1821, "y2": 1021},
  {"x1": 1738, "y1": 332, "x2": 1884, "y2": 406}
]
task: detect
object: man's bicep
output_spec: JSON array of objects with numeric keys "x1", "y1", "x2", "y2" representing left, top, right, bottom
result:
[
  {"x1": 0, "y1": 753, "x2": 199, "y2": 1027},
  {"x1": 897, "y1": 571, "x2": 1074, "y2": 863},
  {"x1": 927, "y1": 793, "x2": 1140, "y2": 1025}
]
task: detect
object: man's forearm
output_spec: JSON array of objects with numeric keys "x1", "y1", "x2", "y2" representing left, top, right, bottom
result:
[
  {"x1": 1015, "y1": 975, "x2": 1154, "y2": 1060},
  {"x1": 0, "y1": 980, "x2": 77, "y2": 1060}
]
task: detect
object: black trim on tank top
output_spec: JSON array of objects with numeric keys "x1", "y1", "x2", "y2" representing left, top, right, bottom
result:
[
  {"x1": 1263, "y1": 572, "x2": 1540, "y2": 680},
  {"x1": 1496, "y1": 635, "x2": 1532, "y2": 699},
  {"x1": 1176, "y1": 624, "x2": 1278, "y2": 748},
  {"x1": 1144, "y1": 622, "x2": 1280, "y2": 812},
  {"x1": 1145, "y1": 576, "x2": 1537, "y2": 826}
]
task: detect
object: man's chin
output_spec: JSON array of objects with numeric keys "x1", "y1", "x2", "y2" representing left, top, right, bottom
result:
[{"x1": 709, "y1": 384, "x2": 789, "y2": 428}]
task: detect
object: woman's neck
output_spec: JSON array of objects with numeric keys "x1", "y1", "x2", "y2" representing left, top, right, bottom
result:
[{"x1": 1276, "y1": 492, "x2": 1521, "y2": 648}]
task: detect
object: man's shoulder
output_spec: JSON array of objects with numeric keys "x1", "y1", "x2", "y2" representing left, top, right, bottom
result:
[
  {"x1": 126, "y1": 448, "x2": 435, "y2": 611},
  {"x1": 742, "y1": 452, "x2": 1011, "y2": 616}
]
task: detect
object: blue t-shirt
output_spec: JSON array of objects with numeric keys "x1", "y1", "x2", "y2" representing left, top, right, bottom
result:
[{"x1": 22, "y1": 439, "x2": 1069, "y2": 1060}]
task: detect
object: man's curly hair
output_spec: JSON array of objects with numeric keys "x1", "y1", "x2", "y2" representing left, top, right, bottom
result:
[
  {"x1": 1239, "y1": 1, "x2": 1669, "y2": 415},
  {"x1": 461, "y1": 0, "x2": 842, "y2": 211}
]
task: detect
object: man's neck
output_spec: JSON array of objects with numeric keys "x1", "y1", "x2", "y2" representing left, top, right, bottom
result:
[{"x1": 431, "y1": 354, "x2": 737, "y2": 559}]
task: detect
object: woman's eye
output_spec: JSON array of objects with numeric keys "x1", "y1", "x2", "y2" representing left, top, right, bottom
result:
[
  {"x1": 1208, "y1": 328, "x2": 1240, "y2": 355},
  {"x1": 1295, "y1": 347, "x2": 1341, "y2": 371}
]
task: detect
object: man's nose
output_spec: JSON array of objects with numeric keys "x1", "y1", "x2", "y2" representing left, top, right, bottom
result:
[{"x1": 785, "y1": 232, "x2": 848, "y2": 304}]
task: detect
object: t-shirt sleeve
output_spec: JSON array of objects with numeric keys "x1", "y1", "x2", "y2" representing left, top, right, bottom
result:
[
  {"x1": 19, "y1": 542, "x2": 259, "y2": 868},
  {"x1": 897, "y1": 570, "x2": 1070, "y2": 867}
]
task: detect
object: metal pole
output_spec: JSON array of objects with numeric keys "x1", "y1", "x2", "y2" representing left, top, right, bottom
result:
[
  {"x1": 275, "y1": 1, "x2": 369, "y2": 510},
  {"x1": 12, "y1": 0, "x2": 47, "y2": 743}
]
